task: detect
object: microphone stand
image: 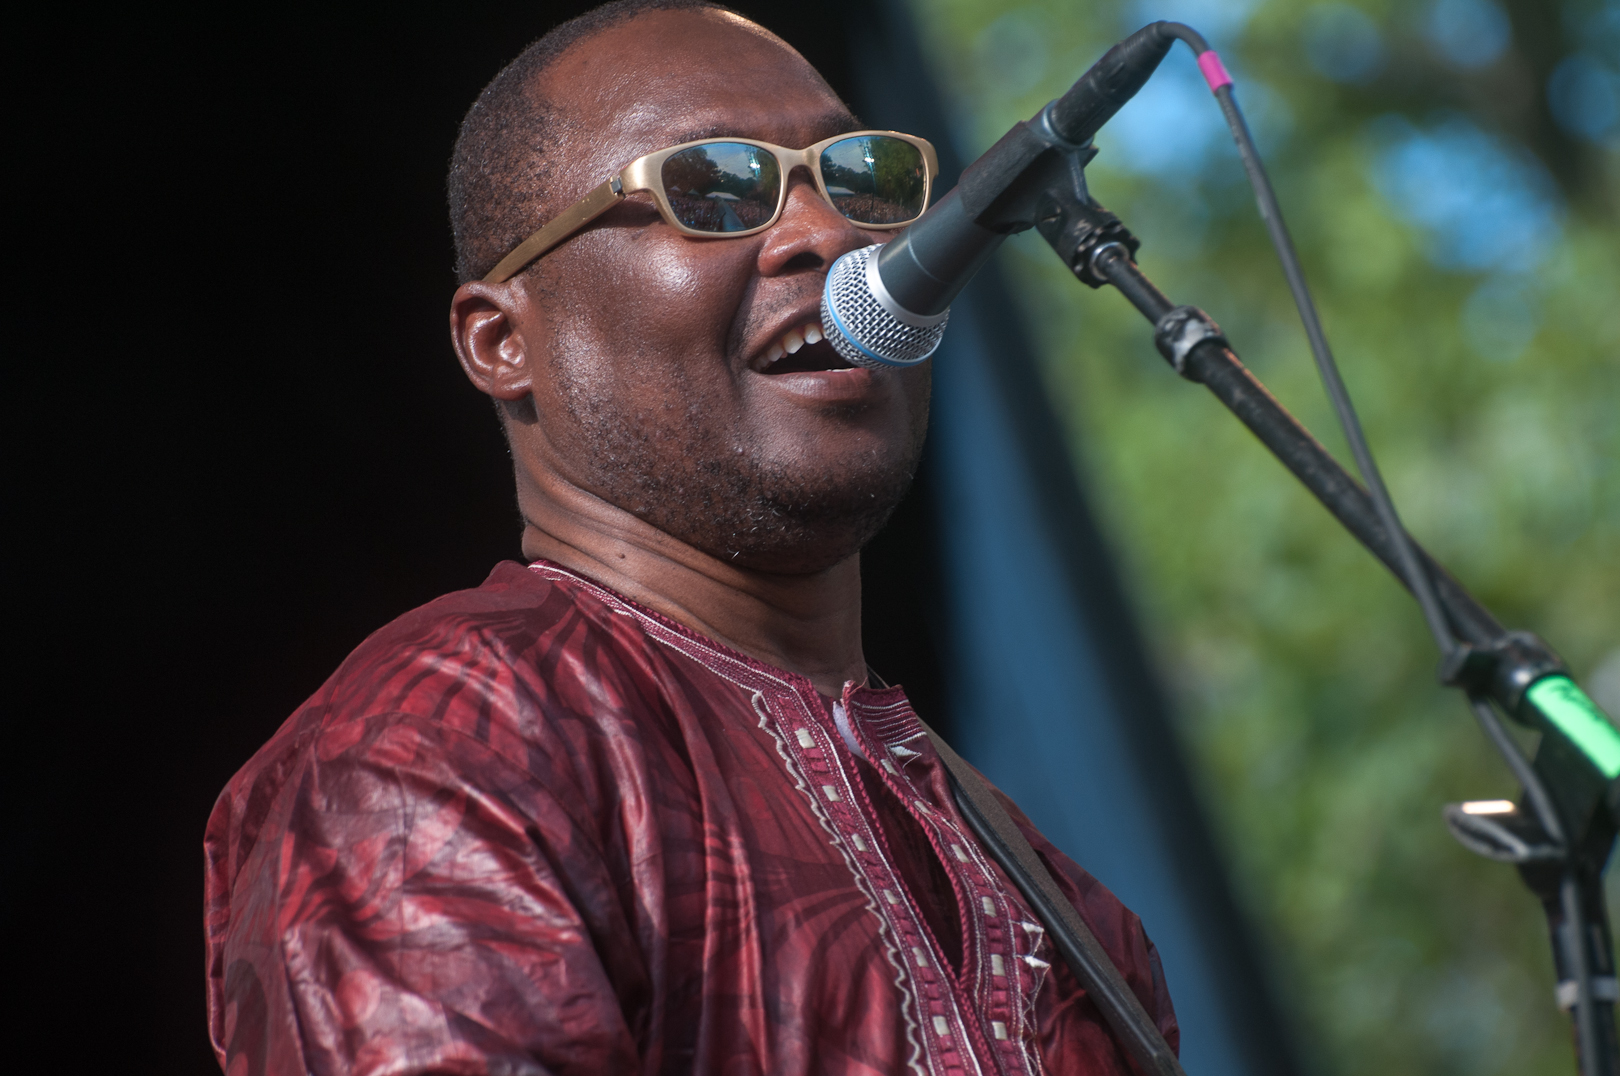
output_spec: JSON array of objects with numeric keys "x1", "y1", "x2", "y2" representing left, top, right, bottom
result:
[
  {"x1": 850, "y1": 16, "x2": 1617, "y2": 1064},
  {"x1": 912, "y1": 46, "x2": 1620, "y2": 1059},
  {"x1": 1026, "y1": 168, "x2": 1619, "y2": 1071}
]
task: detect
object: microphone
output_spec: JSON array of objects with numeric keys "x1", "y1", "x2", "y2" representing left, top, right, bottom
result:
[{"x1": 822, "y1": 21, "x2": 1178, "y2": 369}]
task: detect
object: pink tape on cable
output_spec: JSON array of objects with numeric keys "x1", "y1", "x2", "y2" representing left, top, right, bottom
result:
[{"x1": 1197, "y1": 50, "x2": 1233, "y2": 92}]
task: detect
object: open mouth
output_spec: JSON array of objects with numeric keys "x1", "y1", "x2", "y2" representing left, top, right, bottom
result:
[{"x1": 757, "y1": 318, "x2": 855, "y2": 374}]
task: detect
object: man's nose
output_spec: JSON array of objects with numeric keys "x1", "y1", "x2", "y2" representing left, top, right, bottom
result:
[{"x1": 756, "y1": 166, "x2": 873, "y2": 276}]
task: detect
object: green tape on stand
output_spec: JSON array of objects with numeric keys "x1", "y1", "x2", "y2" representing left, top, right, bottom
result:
[{"x1": 1528, "y1": 675, "x2": 1620, "y2": 779}]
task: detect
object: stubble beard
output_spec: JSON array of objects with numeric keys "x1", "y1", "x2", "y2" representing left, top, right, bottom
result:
[{"x1": 553, "y1": 371, "x2": 927, "y2": 575}]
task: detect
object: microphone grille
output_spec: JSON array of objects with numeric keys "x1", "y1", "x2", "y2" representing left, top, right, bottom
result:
[{"x1": 821, "y1": 245, "x2": 948, "y2": 369}]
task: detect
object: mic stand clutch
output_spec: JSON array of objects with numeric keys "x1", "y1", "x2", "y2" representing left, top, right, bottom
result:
[{"x1": 1039, "y1": 180, "x2": 1620, "y2": 1070}]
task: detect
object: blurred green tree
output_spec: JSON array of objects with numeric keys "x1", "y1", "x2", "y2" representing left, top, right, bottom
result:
[{"x1": 908, "y1": 0, "x2": 1619, "y2": 1072}]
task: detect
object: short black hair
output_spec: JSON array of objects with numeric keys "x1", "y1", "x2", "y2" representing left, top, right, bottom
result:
[{"x1": 447, "y1": 0, "x2": 730, "y2": 283}]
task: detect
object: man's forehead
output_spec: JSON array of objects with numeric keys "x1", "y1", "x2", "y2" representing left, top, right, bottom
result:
[
  {"x1": 664, "y1": 111, "x2": 864, "y2": 151},
  {"x1": 539, "y1": 10, "x2": 853, "y2": 171}
]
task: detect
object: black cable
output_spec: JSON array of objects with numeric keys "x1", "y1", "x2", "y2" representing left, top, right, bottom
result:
[
  {"x1": 1562, "y1": 873, "x2": 1605, "y2": 1072},
  {"x1": 1472, "y1": 684, "x2": 1604, "y2": 1071},
  {"x1": 1467, "y1": 693, "x2": 1565, "y2": 845},
  {"x1": 1158, "y1": 22, "x2": 1459, "y2": 661},
  {"x1": 1161, "y1": 21, "x2": 1210, "y2": 53}
]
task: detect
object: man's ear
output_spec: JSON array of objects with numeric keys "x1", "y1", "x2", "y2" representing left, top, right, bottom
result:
[{"x1": 449, "y1": 280, "x2": 538, "y2": 402}]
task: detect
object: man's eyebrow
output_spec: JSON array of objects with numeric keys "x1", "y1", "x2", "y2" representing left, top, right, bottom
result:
[{"x1": 670, "y1": 112, "x2": 866, "y2": 146}]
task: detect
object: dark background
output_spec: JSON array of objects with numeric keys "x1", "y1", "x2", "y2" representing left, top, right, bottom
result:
[{"x1": 11, "y1": 4, "x2": 951, "y2": 1069}]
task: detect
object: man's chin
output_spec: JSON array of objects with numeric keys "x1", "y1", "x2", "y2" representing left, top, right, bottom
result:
[
  {"x1": 713, "y1": 536, "x2": 866, "y2": 577},
  {"x1": 691, "y1": 505, "x2": 902, "y2": 576},
  {"x1": 641, "y1": 474, "x2": 914, "y2": 578}
]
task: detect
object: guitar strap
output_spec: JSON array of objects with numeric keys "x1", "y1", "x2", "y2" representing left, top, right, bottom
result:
[{"x1": 919, "y1": 722, "x2": 1188, "y2": 1076}]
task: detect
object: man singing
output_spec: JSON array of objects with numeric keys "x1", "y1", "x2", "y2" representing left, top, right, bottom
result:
[{"x1": 204, "y1": 3, "x2": 1177, "y2": 1073}]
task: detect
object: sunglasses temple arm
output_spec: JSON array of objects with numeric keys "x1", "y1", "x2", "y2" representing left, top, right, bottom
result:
[{"x1": 483, "y1": 175, "x2": 626, "y2": 283}]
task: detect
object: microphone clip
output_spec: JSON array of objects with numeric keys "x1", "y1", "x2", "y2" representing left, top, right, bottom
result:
[{"x1": 1034, "y1": 190, "x2": 1141, "y2": 290}]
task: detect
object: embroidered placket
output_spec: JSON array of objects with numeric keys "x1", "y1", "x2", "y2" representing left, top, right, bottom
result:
[
  {"x1": 524, "y1": 563, "x2": 1048, "y2": 1076},
  {"x1": 852, "y1": 695, "x2": 1051, "y2": 1074}
]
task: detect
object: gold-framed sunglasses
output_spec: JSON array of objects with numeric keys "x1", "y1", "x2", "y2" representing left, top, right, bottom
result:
[{"x1": 483, "y1": 130, "x2": 939, "y2": 283}]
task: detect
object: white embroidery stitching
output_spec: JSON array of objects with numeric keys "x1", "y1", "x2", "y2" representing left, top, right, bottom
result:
[{"x1": 529, "y1": 563, "x2": 1051, "y2": 1076}]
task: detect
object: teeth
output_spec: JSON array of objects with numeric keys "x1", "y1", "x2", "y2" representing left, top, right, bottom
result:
[{"x1": 762, "y1": 320, "x2": 830, "y2": 367}]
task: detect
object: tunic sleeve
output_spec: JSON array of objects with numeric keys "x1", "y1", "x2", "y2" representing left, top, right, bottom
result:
[{"x1": 204, "y1": 712, "x2": 647, "y2": 1076}]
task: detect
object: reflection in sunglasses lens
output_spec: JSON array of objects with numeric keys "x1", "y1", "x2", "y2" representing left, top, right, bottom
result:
[
  {"x1": 661, "y1": 143, "x2": 782, "y2": 232},
  {"x1": 820, "y1": 136, "x2": 926, "y2": 225}
]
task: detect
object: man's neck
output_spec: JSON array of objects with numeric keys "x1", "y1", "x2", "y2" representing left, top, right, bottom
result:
[{"x1": 516, "y1": 476, "x2": 868, "y2": 699}]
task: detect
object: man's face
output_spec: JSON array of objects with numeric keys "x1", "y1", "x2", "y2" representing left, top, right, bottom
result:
[{"x1": 507, "y1": 10, "x2": 931, "y2": 574}]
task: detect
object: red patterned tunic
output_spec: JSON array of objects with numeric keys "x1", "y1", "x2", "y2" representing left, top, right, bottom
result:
[{"x1": 205, "y1": 560, "x2": 1177, "y2": 1075}]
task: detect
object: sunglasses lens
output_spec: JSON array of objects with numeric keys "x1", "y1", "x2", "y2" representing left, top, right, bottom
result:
[
  {"x1": 820, "y1": 136, "x2": 927, "y2": 225},
  {"x1": 661, "y1": 143, "x2": 782, "y2": 233}
]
